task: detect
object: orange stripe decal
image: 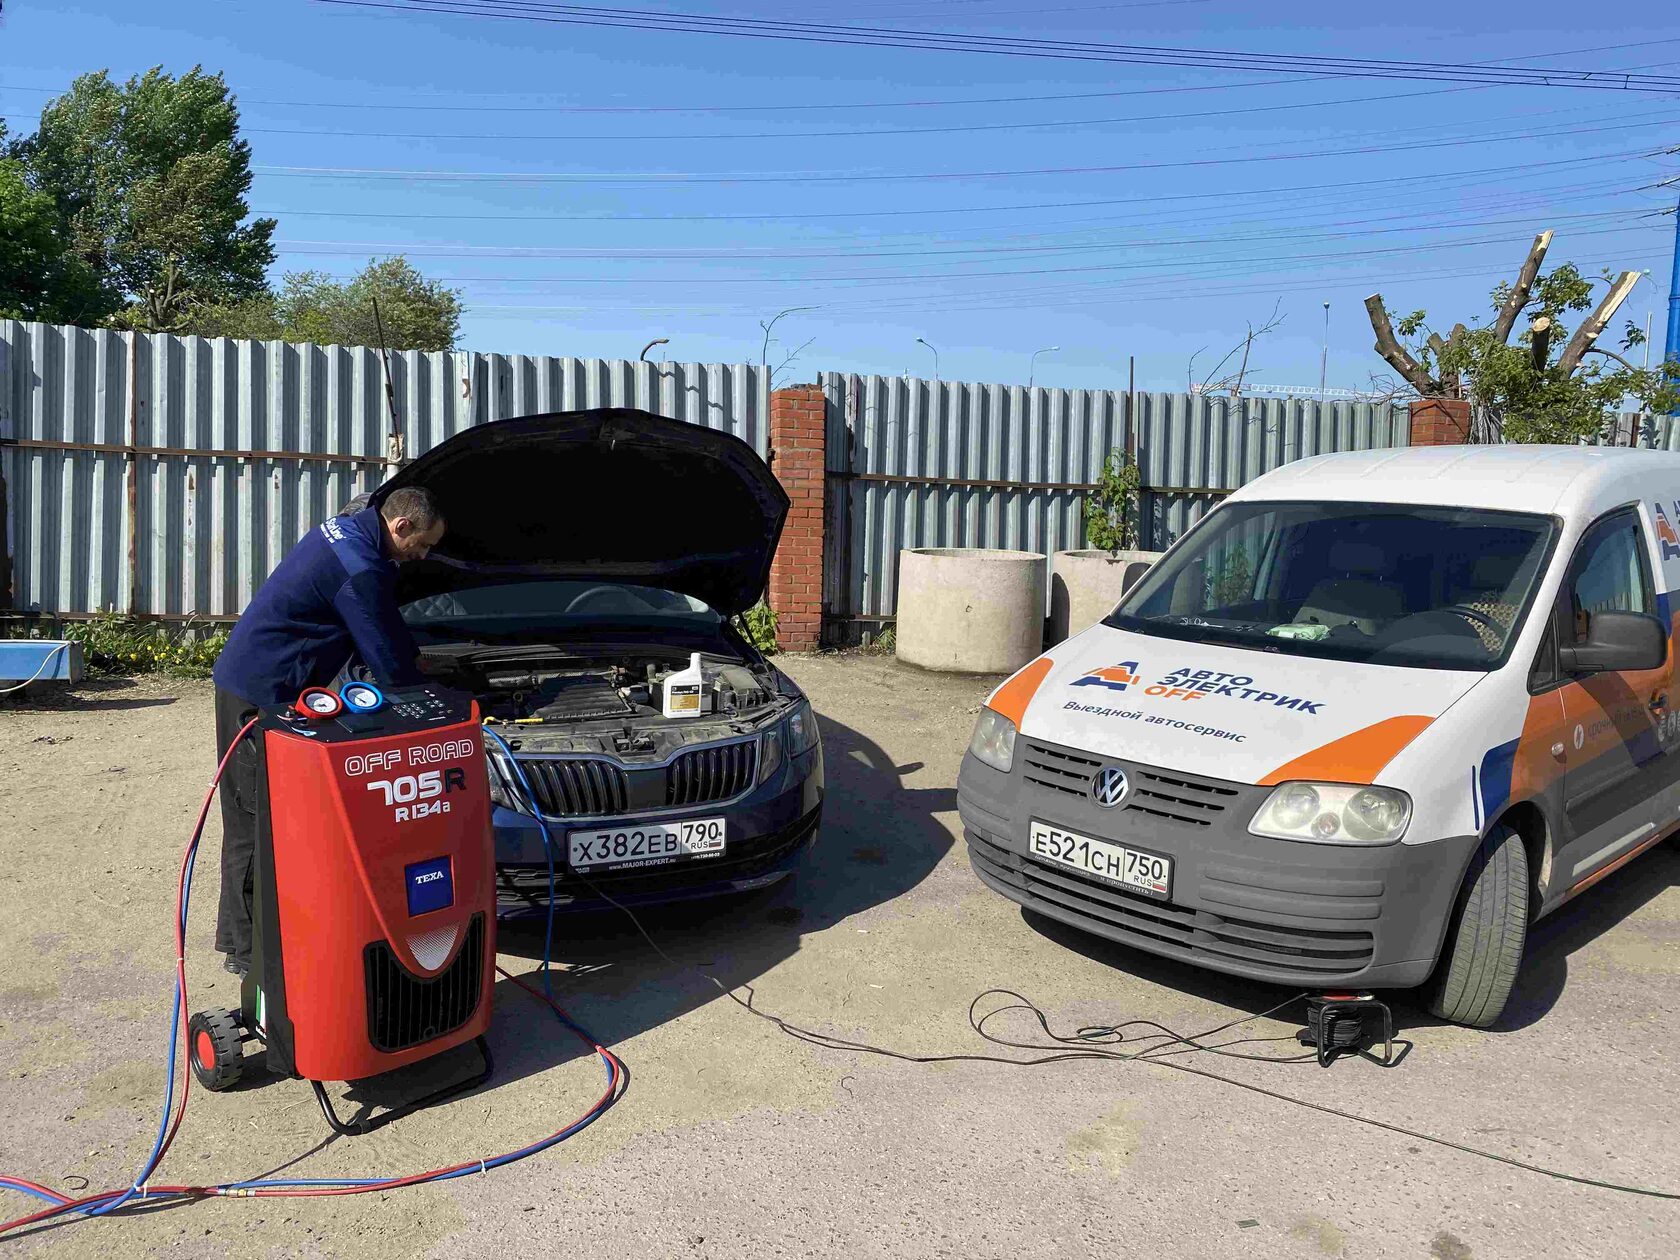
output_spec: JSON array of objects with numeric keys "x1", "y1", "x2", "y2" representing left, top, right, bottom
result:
[
  {"x1": 986, "y1": 657, "x2": 1054, "y2": 728},
  {"x1": 1257, "y1": 714, "x2": 1435, "y2": 787}
]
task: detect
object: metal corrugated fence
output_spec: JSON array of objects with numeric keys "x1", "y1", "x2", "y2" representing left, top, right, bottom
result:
[
  {"x1": 0, "y1": 320, "x2": 767, "y2": 618},
  {"x1": 820, "y1": 372, "x2": 1412, "y2": 636}
]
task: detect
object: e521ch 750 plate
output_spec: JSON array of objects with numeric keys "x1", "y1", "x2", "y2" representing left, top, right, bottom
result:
[{"x1": 1027, "y1": 820, "x2": 1171, "y2": 900}]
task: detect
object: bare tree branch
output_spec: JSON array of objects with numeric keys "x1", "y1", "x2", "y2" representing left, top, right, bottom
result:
[
  {"x1": 1555, "y1": 270, "x2": 1640, "y2": 375},
  {"x1": 770, "y1": 336, "x2": 816, "y2": 387},
  {"x1": 1529, "y1": 316, "x2": 1553, "y2": 372},
  {"x1": 1364, "y1": 294, "x2": 1435, "y2": 394},
  {"x1": 759, "y1": 306, "x2": 818, "y2": 380},
  {"x1": 1583, "y1": 344, "x2": 1642, "y2": 373},
  {"x1": 1492, "y1": 230, "x2": 1554, "y2": 343},
  {"x1": 1194, "y1": 299, "x2": 1285, "y2": 397}
]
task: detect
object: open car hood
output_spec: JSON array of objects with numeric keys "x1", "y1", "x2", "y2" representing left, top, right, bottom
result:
[{"x1": 373, "y1": 408, "x2": 789, "y2": 616}]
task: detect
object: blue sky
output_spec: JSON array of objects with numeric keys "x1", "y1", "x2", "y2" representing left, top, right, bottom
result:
[{"x1": 2, "y1": 0, "x2": 1677, "y2": 393}]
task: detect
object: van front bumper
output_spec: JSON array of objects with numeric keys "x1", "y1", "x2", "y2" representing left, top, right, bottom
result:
[{"x1": 957, "y1": 740, "x2": 1480, "y2": 989}]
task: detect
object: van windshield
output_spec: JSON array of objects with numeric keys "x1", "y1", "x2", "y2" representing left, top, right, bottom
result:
[{"x1": 1107, "y1": 501, "x2": 1557, "y2": 671}]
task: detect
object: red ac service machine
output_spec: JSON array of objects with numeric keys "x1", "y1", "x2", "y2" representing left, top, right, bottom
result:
[{"x1": 189, "y1": 680, "x2": 497, "y2": 1135}]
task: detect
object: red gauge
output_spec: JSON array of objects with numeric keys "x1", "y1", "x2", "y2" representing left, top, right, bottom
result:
[{"x1": 294, "y1": 687, "x2": 345, "y2": 720}]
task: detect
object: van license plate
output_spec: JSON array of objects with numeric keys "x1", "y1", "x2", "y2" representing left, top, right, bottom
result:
[
  {"x1": 1028, "y1": 821, "x2": 1171, "y2": 900},
  {"x1": 569, "y1": 818, "x2": 726, "y2": 871}
]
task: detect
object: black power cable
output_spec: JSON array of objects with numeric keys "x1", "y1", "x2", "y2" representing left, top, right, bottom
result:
[
  {"x1": 545, "y1": 857, "x2": 1680, "y2": 1202},
  {"x1": 319, "y1": 0, "x2": 1680, "y2": 92}
]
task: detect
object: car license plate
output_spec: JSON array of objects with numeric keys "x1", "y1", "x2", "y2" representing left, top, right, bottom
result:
[
  {"x1": 568, "y1": 818, "x2": 726, "y2": 871},
  {"x1": 1028, "y1": 820, "x2": 1171, "y2": 899}
]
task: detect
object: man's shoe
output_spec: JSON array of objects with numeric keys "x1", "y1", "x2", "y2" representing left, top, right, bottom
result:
[{"x1": 222, "y1": 955, "x2": 249, "y2": 979}]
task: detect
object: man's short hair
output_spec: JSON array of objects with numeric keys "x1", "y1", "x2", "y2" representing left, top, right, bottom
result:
[{"x1": 381, "y1": 486, "x2": 444, "y2": 532}]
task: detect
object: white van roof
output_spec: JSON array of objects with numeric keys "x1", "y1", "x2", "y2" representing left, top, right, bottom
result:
[{"x1": 1227, "y1": 444, "x2": 1680, "y2": 519}]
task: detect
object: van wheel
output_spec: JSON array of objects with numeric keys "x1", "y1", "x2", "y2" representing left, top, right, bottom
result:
[{"x1": 1423, "y1": 824, "x2": 1529, "y2": 1029}]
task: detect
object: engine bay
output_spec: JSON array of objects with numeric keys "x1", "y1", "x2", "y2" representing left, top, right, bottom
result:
[{"x1": 418, "y1": 642, "x2": 789, "y2": 759}]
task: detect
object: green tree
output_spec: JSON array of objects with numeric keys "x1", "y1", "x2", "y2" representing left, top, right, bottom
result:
[
  {"x1": 185, "y1": 257, "x2": 463, "y2": 350},
  {"x1": 20, "y1": 67, "x2": 275, "y2": 331},
  {"x1": 1368, "y1": 242, "x2": 1678, "y2": 444},
  {"x1": 0, "y1": 158, "x2": 104, "y2": 322},
  {"x1": 1083, "y1": 448, "x2": 1141, "y2": 554}
]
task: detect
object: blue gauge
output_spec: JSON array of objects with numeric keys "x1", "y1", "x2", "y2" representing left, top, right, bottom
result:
[{"x1": 340, "y1": 682, "x2": 386, "y2": 713}]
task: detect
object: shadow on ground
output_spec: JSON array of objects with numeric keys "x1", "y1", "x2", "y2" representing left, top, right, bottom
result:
[
  {"x1": 1016, "y1": 839, "x2": 1680, "y2": 1039},
  {"x1": 1, "y1": 675, "x2": 178, "y2": 712},
  {"x1": 326, "y1": 709, "x2": 957, "y2": 1115}
]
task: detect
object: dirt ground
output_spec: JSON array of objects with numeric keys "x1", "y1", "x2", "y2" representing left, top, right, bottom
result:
[{"x1": 2, "y1": 655, "x2": 1678, "y2": 1259}]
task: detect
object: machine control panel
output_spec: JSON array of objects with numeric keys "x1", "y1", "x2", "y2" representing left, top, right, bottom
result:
[{"x1": 266, "y1": 683, "x2": 475, "y2": 742}]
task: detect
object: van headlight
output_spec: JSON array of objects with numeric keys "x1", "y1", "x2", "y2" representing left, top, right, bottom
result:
[
  {"x1": 1249, "y1": 782, "x2": 1411, "y2": 845},
  {"x1": 967, "y1": 708, "x2": 1018, "y2": 774}
]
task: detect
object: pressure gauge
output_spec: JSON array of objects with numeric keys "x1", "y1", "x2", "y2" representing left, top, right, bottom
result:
[
  {"x1": 293, "y1": 687, "x2": 345, "y2": 720},
  {"x1": 340, "y1": 682, "x2": 386, "y2": 714}
]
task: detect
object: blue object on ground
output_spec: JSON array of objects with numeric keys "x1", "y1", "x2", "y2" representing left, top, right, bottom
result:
[{"x1": 0, "y1": 640, "x2": 85, "y2": 685}]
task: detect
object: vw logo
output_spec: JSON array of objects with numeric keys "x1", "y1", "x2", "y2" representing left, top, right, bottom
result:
[{"x1": 1092, "y1": 765, "x2": 1130, "y2": 809}]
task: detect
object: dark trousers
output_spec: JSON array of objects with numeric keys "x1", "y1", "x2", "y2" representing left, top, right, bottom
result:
[{"x1": 214, "y1": 687, "x2": 262, "y2": 965}]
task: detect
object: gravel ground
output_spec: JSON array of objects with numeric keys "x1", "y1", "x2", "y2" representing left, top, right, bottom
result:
[{"x1": 1, "y1": 655, "x2": 1678, "y2": 1259}]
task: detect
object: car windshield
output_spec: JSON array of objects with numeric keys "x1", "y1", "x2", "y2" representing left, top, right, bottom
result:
[
  {"x1": 401, "y1": 580, "x2": 721, "y2": 633},
  {"x1": 1107, "y1": 500, "x2": 1557, "y2": 671}
]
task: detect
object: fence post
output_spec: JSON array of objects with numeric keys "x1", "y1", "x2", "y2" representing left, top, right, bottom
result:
[
  {"x1": 1409, "y1": 397, "x2": 1471, "y2": 446},
  {"x1": 766, "y1": 384, "x2": 826, "y2": 652}
]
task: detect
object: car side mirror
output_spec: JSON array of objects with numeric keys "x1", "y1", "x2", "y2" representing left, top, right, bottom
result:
[
  {"x1": 1120, "y1": 560, "x2": 1153, "y2": 595},
  {"x1": 1557, "y1": 610, "x2": 1668, "y2": 674}
]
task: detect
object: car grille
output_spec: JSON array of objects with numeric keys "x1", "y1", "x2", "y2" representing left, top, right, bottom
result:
[
  {"x1": 516, "y1": 758, "x2": 630, "y2": 818},
  {"x1": 966, "y1": 831, "x2": 1374, "y2": 979},
  {"x1": 1021, "y1": 741, "x2": 1238, "y2": 827},
  {"x1": 668, "y1": 740, "x2": 758, "y2": 807},
  {"x1": 363, "y1": 914, "x2": 486, "y2": 1053},
  {"x1": 502, "y1": 737, "x2": 759, "y2": 820}
]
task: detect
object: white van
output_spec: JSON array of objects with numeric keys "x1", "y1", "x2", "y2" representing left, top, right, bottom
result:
[{"x1": 957, "y1": 445, "x2": 1679, "y2": 1027}]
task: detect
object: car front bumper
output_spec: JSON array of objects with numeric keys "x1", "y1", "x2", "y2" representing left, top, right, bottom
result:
[
  {"x1": 957, "y1": 739, "x2": 1479, "y2": 989},
  {"x1": 492, "y1": 743, "x2": 823, "y2": 917}
]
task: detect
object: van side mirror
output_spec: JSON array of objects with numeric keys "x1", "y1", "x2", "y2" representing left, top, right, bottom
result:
[
  {"x1": 1120, "y1": 560, "x2": 1153, "y2": 595},
  {"x1": 1557, "y1": 611, "x2": 1668, "y2": 674}
]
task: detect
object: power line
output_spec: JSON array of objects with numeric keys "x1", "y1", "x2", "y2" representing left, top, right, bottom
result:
[
  {"x1": 251, "y1": 128, "x2": 1679, "y2": 183},
  {"x1": 113, "y1": 85, "x2": 1669, "y2": 144},
  {"x1": 269, "y1": 207, "x2": 1651, "y2": 262},
  {"x1": 289, "y1": 217, "x2": 1663, "y2": 286},
  {"x1": 316, "y1": 1, "x2": 1680, "y2": 91},
  {"x1": 248, "y1": 165, "x2": 1674, "y2": 225}
]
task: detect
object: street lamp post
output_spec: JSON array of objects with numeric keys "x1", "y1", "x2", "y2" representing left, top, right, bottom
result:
[
  {"x1": 916, "y1": 336, "x2": 939, "y2": 381},
  {"x1": 1319, "y1": 302, "x2": 1330, "y2": 405},
  {"x1": 1029, "y1": 345, "x2": 1060, "y2": 390}
]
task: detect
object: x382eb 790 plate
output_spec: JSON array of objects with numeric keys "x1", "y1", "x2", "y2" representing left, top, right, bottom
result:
[{"x1": 569, "y1": 817, "x2": 726, "y2": 871}]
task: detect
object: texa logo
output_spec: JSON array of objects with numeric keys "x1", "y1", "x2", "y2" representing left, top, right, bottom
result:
[
  {"x1": 1656, "y1": 502, "x2": 1680, "y2": 562},
  {"x1": 1072, "y1": 662, "x2": 1142, "y2": 693},
  {"x1": 1092, "y1": 766, "x2": 1131, "y2": 808}
]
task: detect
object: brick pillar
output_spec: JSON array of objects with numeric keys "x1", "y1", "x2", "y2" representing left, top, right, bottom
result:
[
  {"x1": 766, "y1": 385, "x2": 827, "y2": 652},
  {"x1": 1409, "y1": 397, "x2": 1471, "y2": 446}
]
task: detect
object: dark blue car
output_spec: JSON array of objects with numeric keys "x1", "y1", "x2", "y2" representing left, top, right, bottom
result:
[{"x1": 377, "y1": 408, "x2": 824, "y2": 918}]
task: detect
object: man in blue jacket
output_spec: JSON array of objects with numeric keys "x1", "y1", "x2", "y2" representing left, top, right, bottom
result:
[{"x1": 211, "y1": 486, "x2": 446, "y2": 975}]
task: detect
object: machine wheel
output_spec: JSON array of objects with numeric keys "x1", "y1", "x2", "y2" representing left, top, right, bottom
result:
[
  {"x1": 188, "y1": 1010, "x2": 245, "y2": 1091},
  {"x1": 1423, "y1": 824, "x2": 1529, "y2": 1029}
]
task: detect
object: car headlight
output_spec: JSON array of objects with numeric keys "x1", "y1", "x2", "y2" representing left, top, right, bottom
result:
[
  {"x1": 759, "y1": 726, "x2": 785, "y2": 784},
  {"x1": 1249, "y1": 782, "x2": 1411, "y2": 845},
  {"x1": 967, "y1": 707, "x2": 1017, "y2": 774},
  {"x1": 786, "y1": 700, "x2": 820, "y2": 757},
  {"x1": 485, "y1": 751, "x2": 526, "y2": 813}
]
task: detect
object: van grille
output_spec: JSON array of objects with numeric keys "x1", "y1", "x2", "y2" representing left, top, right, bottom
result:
[
  {"x1": 364, "y1": 914, "x2": 486, "y2": 1053},
  {"x1": 668, "y1": 739, "x2": 758, "y2": 807},
  {"x1": 1022, "y1": 741, "x2": 1238, "y2": 826},
  {"x1": 967, "y1": 833, "x2": 1373, "y2": 979}
]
